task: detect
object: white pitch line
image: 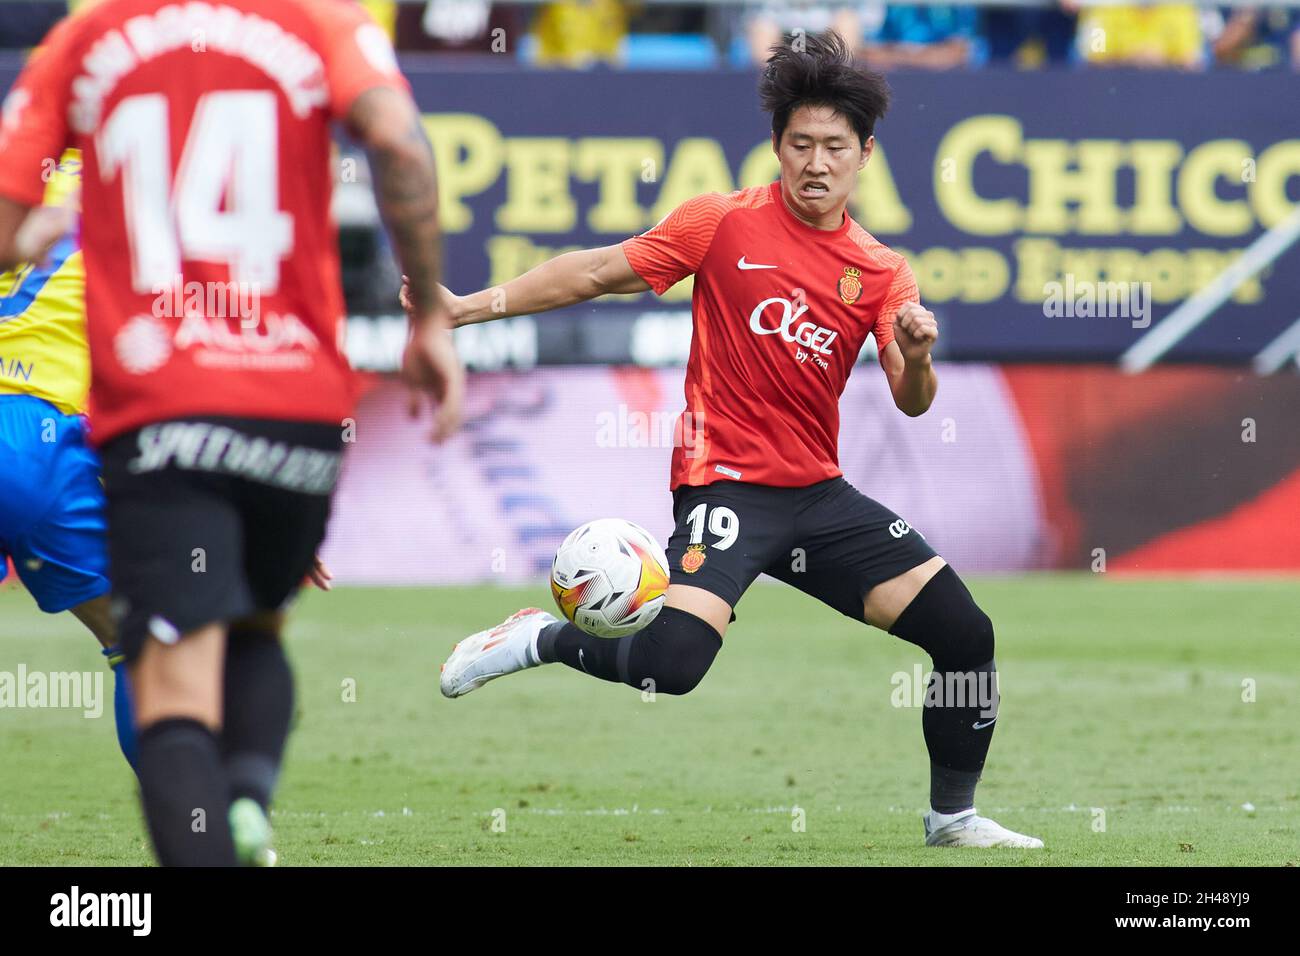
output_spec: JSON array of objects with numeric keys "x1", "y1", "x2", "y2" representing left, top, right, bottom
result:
[
  {"x1": 1253, "y1": 314, "x2": 1300, "y2": 374},
  {"x1": 1121, "y1": 206, "x2": 1300, "y2": 372}
]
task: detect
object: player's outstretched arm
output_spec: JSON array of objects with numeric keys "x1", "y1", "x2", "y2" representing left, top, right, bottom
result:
[
  {"x1": 402, "y1": 244, "x2": 651, "y2": 328},
  {"x1": 882, "y1": 302, "x2": 939, "y2": 417},
  {"x1": 348, "y1": 86, "x2": 464, "y2": 441}
]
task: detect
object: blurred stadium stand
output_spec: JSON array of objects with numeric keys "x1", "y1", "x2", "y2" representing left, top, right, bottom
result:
[{"x1": 3, "y1": 2, "x2": 1300, "y2": 72}]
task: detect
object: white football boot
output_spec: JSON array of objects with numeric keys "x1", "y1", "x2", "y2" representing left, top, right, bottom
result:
[
  {"x1": 924, "y1": 808, "x2": 1044, "y2": 848},
  {"x1": 440, "y1": 608, "x2": 557, "y2": 699}
]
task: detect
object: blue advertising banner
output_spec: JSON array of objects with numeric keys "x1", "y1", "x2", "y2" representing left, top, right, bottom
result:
[{"x1": 404, "y1": 64, "x2": 1298, "y2": 364}]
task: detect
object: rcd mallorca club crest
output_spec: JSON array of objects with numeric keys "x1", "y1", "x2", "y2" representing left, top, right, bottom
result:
[
  {"x1": 681, "y1": 544, "x2": 707, "y2": 573},
  {"x1": 837, "y1": 266, "x2": 862, "y2": 305}
]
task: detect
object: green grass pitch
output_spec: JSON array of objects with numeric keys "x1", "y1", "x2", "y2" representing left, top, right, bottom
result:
[{"x1": 1, "y1": 575, "x2": 1296, "y2": 866}]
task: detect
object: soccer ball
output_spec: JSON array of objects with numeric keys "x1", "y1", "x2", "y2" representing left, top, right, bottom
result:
[{"x1": 550, "y1": 518, "x2": 670, "y2": 638}]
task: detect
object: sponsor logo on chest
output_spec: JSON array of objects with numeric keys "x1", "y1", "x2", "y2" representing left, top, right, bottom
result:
[
  {"x1": 749, "y1": 296, "x2": 838, "y2": 357},
  {"x1": 733, "y1": 247, "x2": 868, "y2": 369}
]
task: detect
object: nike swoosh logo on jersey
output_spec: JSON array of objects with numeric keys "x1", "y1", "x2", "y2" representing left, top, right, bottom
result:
[
  {"x1": 972, "y1": 717, "x2": 997, "y2": 730},
  {"x1": 737, "y1": 257, "x2": 778, "y2": 270}
]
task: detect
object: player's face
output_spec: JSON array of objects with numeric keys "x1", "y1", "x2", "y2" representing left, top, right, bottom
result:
[{"x1": 773, "y1": 105, "x2": 872, "y2": 230}]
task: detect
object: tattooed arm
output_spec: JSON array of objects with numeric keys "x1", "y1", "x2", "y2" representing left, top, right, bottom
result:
[
  {"x1": 347, "y1": 87, "x2": 443, "y2": 321},
  {"x1": 346, "y1": 87, "x2": 463, "y2": 441}
]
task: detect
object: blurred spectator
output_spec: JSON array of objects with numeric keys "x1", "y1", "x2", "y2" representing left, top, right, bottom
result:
[
  {"x1": 744, "y1": 3, "x2": 982, "y2": 70},
  {"x1": 1076, "y1": 3, "x2": 1205, "y2": 70},
  {"x1": 531, "y1": 0, "x2": 632, "y2": 68},
  {"x1": 623, "y1": 5, "x2": 717, "y2": 69},
  {"x1": 986, "y1": 3, "x2": 1078, "y2": 67},
  {"x1": 860, "y1": 3, "x2": 983, "y2": 70},
  {"x1": 746, "y1": 3, "x2": 865, "y2": 64},
  {"x1": 1206, "y1": 5, "x2": 1300, "y2": 69},
  {"x1": 395, "y1": 0, "x2": 522, "y2": 53},
  {"x1": 633, "y1": 3, "x2": 707, "y2": 37}
]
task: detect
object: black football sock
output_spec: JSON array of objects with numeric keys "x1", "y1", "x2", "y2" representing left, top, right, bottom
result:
[
  {"x1": 929, "y1": 763, "x2": 984, "y2": 817},
  {"x1": 922, "y1": 660, "x2": 998, "y2": 813},
  {"x1": 536, "y1": 606, "x2": 722, "y2": 696},
  {"x1": 888, "y1": 565, "x2": 999, "y2": 814},
  {"x1": 221, "y1": 629, "x2": 295, "y2": 810},
  {"x1": 136, "y1": 717, "x2": 237, "y2": 866}
]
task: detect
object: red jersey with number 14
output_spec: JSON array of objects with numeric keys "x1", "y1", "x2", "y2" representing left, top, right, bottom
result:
[
  {"x1": 0, "y1": 0, "x2": 409, "y2": 444},
  {"x1": 623, "y1": 181, "x2": 919, "y2": 490}
]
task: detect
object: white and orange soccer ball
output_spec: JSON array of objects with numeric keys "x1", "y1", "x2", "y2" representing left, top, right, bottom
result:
[{"x1": 550, "y1": 518, "x2": 670, "y2": 638}]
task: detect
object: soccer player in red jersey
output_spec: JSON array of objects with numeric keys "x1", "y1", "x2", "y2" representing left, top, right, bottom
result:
[
  {"x1": 0, "y1": 0, "x2": 463, "y2": 865},
  {"x1": 427, "y1": 31, "x2": 1041, "y2": 848}
]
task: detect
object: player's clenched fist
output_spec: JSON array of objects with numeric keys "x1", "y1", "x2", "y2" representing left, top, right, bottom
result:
[{"x1": 894, "y1": 302, "x2": 938, "y2": 364}]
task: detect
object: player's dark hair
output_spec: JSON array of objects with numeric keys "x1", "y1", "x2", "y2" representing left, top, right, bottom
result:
[{"x1": 759, "y1": 30, "x2": 890, "y2": 147}]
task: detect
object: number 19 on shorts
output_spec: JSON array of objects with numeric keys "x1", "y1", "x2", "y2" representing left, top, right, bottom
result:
[{"x1": 686, "y1": 503, "x2": 739, "y2": 550}]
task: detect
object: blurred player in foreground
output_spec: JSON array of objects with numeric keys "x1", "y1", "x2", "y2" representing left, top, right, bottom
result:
[
  {"x1": 0, "y1": 149, "x2": 138, "y2": 768},
  {"x1": 0, "y1": 147, "x2": 334, "y2": 802},
  {"x1": 419, "y1": 31, "x2": 1041, "y2": 849},
  {"x1": 0, "y1": 0, "x2": 462, "y2": 865}
]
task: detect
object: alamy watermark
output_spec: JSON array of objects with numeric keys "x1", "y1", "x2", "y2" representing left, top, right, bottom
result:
[
  {"x1": 890, "y1": 664, "x2": 998, "y2": 721},
  {"x1": 50, "y1": 886, "x2": 150, "y2": 935},
  {"x1": 1043, "y1": 276, "x2": 1151, "y2": 329},
  {"x1": 152, "y1": 277, "x2": 262, "y2": 327},
  {"x1": 596, "y1": 405, "x2": 705, "y2": 458},
  {"x1": 0, "y1": 665, "x2": 102, "y2": 718}
]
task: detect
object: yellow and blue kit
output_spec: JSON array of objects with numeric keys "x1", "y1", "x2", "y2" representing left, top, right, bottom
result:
[{"x1": 0, "y1": 150, "x2": 108, "y2": 614}]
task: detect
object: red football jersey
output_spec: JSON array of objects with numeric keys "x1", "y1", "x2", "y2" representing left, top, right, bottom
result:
[
  {"x1": 623, "y1": 181, "x2": 918, "y2": 489},
  {"x1": 0, "y1": 0, "x2": 409, "y2": 444}
]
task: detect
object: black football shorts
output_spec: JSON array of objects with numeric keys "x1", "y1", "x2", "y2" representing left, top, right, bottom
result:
[
  {"x1": 98, "y1": 417, "x2": 344, "y2": 662},
  {"x1": 665, "y1": 476, "x2": 939, "y2": 622}
]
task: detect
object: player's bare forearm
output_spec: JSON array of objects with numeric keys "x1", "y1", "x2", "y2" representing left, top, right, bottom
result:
[
  {"x1": 455, "y1": 245, "x2": 649, "y2": 326},
  {"x1": 883, "y1": 303, "x2": 940, "y2": 416},
  {"x1": 892, "y1": 354, "x2": 938, "y2": 417},
  {"x1": 349, "y1": 88, "x2": 445, "y2": 327}
]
